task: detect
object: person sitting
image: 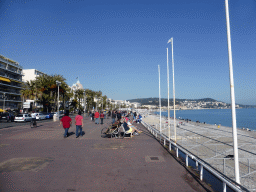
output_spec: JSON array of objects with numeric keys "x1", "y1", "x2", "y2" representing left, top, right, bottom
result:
[
  {"x1": 136, "y1": 114, "x2": 142, "y2": 123},
  {"x1": 127, "y1": 118, "x2": 142, "y2": 134},
  {"x1": 123, "y1": 118, "x2": 134, "y2": 136},
  {"x1": 111, "y1": 120, "x2": 121, "y2": 129},
  {"x1": 123, "y1": 117, "x2": 142, "y2": 136}
]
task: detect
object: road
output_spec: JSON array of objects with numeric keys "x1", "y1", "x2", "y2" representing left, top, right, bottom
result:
[{"x1": 0, "y1": 118, "x2": 53, "y2": 129}]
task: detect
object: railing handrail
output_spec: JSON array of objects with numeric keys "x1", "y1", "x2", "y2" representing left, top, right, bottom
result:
[{"x1": 141, "y1": 120, "x2": 246, "y2": 192}]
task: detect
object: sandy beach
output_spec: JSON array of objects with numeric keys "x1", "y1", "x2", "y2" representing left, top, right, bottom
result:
[{"x1": 140, "y1": 111, "x2": 256, "y2": 191}]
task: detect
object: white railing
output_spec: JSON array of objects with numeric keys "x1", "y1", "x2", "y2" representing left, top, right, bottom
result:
[{"x1": 141, "y1": 121, "x2": 246, "y2": 192}]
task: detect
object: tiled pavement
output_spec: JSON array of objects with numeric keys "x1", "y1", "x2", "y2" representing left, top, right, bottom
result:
[{"x1": 0, "y1": 116, "x2": 212, "y2": 192}]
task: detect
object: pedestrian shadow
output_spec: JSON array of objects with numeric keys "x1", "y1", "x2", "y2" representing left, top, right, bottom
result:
[{"x1": 67, "y1": 132, "x2": 75, "y2": 137}]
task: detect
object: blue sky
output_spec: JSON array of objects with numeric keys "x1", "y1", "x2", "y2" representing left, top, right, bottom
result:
[{"x1": 1, "y1": 0, "x2": 255, "y2": 105}]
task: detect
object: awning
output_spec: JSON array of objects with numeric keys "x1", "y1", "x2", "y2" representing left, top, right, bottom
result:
[
  {"x1": 10, "y1": 79, "x2": 22, "y2": 83},
  {"x1": 0, "y1": 109, "x2": 6, "y2": 112},
  {"x1": 0, "y1": 77, "x2": 11, "y2": 82}
]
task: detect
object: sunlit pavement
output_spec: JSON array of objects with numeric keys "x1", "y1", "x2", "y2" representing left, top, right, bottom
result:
[{"x1": 0, "y1": 116, "x2": 212, "y2": 192}]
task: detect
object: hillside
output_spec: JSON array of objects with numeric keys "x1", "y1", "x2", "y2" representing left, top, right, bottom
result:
[
  {"x1": 127, "y1": 98, "x2": 256, "y2": 108},
  {"x1": 127, "y1": 98, "x2": 217, "y2": 107}
]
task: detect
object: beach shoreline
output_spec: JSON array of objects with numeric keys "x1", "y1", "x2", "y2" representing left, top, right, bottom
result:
[{"x1": 136, "y1": 110, "x2": 256, "y2": 190}]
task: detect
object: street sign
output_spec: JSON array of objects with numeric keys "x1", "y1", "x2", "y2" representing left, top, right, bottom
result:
[{"x1": 23, "y1": 102, "x2": 30, "y2": 109}]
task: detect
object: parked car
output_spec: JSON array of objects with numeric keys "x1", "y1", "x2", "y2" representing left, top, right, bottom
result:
[
  {"x1": 14, "y1": 114, "x2": 32, "y2": 122},
  {"x1": 32, "y1": 113, "x2": 47, "y2": 120},
  {"x1": 1, "y1": 112, "x2": 15, "y2": 122},
  {"x1": 45, "y1": 113, "x2": 53, "y2": 119},
  {"x1": 53, "y1": 112, "x2": 64, "y2": 118}
]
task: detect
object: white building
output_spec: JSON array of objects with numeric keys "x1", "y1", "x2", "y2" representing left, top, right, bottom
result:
[
  {"x1": 70, "y1": 80, "x2": 84, "y2": 92},
  {"x1": 22, "y1": 69, "x2": 46, "y2": 82},
  {"x1": 69, "y1": 80, "x2": 86, "y2": 110}
]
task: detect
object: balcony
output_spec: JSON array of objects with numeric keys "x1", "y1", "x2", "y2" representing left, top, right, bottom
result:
[
  {"x1": 0, "y1": 90, "x2": 21, "y2": 96},
  {"x1": 0, "y1": 74, "x2": 22, "y2": 83},
  {"x1": 0, "y1": 82, "x2": 22, "y2": 90},
  {"x1": 0, "y1": 65, "x2": 24, "y2": 76},
  {"x1": 0, "y1": 57, "x2": 22, "y2": 69},
  {"x1": 0, "y1": 99, "x2": 22, "y2": 103}
]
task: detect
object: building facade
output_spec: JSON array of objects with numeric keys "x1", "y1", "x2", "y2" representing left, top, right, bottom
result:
[
  {"x1": 69, "y1": 80, "x2": 86, "y2": 110},
  {"x1": 22, "y1": 69, "x2": 46, "y2": 82},
  {"x1": 0, "y1": 55, "x2": 23, "y2": 111}
]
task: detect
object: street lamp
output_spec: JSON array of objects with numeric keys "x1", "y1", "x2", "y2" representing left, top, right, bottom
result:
[
  {"x1": 3, "y1": 92, "x2": 6, "y2": 111},
  {"x1": 95, "y1": 96, "x2": 98, "y2": 110},
  {"x1": 225, "y1": 0, "x2": 240, "y2": 183},
  {"x1": 84, "y1": 90, "x2": 87, "y2": 115},
  {"x1": 56, "y1": 80, "x2": 61, "y2": 120},
  {"x1": 168, "y1": 37, "x2": 176, "y2": 143}
]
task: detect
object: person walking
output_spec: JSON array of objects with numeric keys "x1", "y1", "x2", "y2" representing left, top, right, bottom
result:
[
  {"x1": 94, "y1": 110, "x2": 100, "y2": 124},
  {"x1": 60, "y1": 112, "x2": 72, "y2": 138},
  {"x1": 134, "y1": 112, "x2": 137, "y2": 121},
  {"x1": 91, "y1": 111, "x2": 95, "y2": 121},
  {"x1": 100, "y1": 111, "x2": 104, "y2": 124},
  {"x1": 108, "y1": 110, "x2": 111, "y2": 119},
  {"x1": 112, "y1": 110, "x2": 116, "y2": 124},
  {"x1": 117, "y1": 111, "x2": 121, "y2": 121},
  {"x1": 75, "y1": 111, "x2": 83, "y2": 138}
]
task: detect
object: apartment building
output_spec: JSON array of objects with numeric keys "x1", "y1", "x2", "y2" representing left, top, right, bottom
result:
[
  {"x1": 0, "y1": 55, "x2": 23, "y2": 110},
  {"x1": 22, "y1": 69, "x2": 46, "y2": 82}
]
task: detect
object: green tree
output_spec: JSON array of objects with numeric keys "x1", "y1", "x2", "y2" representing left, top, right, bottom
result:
[{"x1": 75, "y1": 89, "x2": 84, "y2": 111}]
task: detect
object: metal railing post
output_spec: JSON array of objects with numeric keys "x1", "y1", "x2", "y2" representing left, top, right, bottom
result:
[
  {"x1": 200, "y1": 165, "x2": 203, "y2": 181},
  {"x1": 186, "y1": 154, "x2": 188, "y2": 167},
  {"x1": 223, "y1": 182, "x2": 227, "y2": 192}
]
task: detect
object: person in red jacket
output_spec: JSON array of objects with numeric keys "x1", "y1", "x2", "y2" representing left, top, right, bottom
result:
[
  {"x1": 94, "y1": 110, "x2": 100, "y2": 124},
  {"x1": 75, "y1": 111, "x2": 83, "y2": 138},
  {"x1": 100, "y1": 111, "x2": 104, "y2": 124},
  {"x1": 60, "y1": 112, "x2": 72, "y2": 138}
]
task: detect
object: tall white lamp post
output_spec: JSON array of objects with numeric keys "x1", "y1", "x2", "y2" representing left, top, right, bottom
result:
[
  {"x1": 56, "y1": 80, "x2": 61, "y2": 120},
  {"x1": 168, "y1": 37, "x2": 176, "y2": 143},
  {"x1": 167, "y1": 47, "x2": 170, "y2": 140},
  {"x1": 225, "y1": 0, "x2": 240, "y2": 184},
  {"x1": 158, "y1": 65, "x2": 162, "y2": 133}
]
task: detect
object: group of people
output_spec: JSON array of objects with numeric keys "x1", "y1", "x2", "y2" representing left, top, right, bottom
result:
[
  {"x1": 59, "y1": 111, "x2": 83, "y2": 138},
  {"x1": 59, "y1": 110, "x2": 143, "y2": 138},
  {"x1": 89, "y1": 110, "x2": 111, "y2": 124},
  {"x1": 110, "y1": 111, "x2": 143, "y2": 136}
]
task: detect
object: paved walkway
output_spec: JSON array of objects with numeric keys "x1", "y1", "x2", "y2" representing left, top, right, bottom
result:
[{"x1": 0, "y1": 116, "x2": 212, "y2": 192}]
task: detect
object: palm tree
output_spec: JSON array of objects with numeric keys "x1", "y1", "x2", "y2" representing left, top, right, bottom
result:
[
  {"x1": 75, "y1": 89, "x2": 84, "y2": 111},
  {"x1": 20, "y1": 82, "x2": 31, "y2": 102},
  {"x1": 34, "y1": 74, "x2": 69, "y2": 112}
]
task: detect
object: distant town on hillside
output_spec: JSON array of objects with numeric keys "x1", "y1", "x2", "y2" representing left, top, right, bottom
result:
[{"x1": 127, "y1": 98, "x2": 256, "y2": 110}]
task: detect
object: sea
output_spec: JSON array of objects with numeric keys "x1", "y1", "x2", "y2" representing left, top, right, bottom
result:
[{"x1": 156, "y1": 108, "x2": 256, "y2": 131}]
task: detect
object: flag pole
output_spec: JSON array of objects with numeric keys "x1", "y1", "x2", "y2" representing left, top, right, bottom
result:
[
  {"x1": 168, "y1": 38, "x2": 176, "y2": 143},
  {"x1": 225, "y1": 0, "x2": 240, "y2": 184},
  {"x1": 171, "y1": 38, "x2": 176, "y2": 143},
  {"x1": 158, "y1": 65, "x2": 162, "y2": 134},
  {"x1": 167, "y1": 48, "x2": 170, "y2": 140}
]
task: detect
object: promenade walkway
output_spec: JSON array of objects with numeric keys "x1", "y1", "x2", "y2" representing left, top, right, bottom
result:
[{"x1": 0, "y1": 116, "x2": 212, "y2": 192}]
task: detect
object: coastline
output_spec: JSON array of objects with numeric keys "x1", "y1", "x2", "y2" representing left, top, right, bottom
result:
[
  {"x1": 153, "y1": 108, "x2": 256, "y2": 131},
  {"x1": 138, "y1": 111, "x2": 256, "y2": 189}
]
